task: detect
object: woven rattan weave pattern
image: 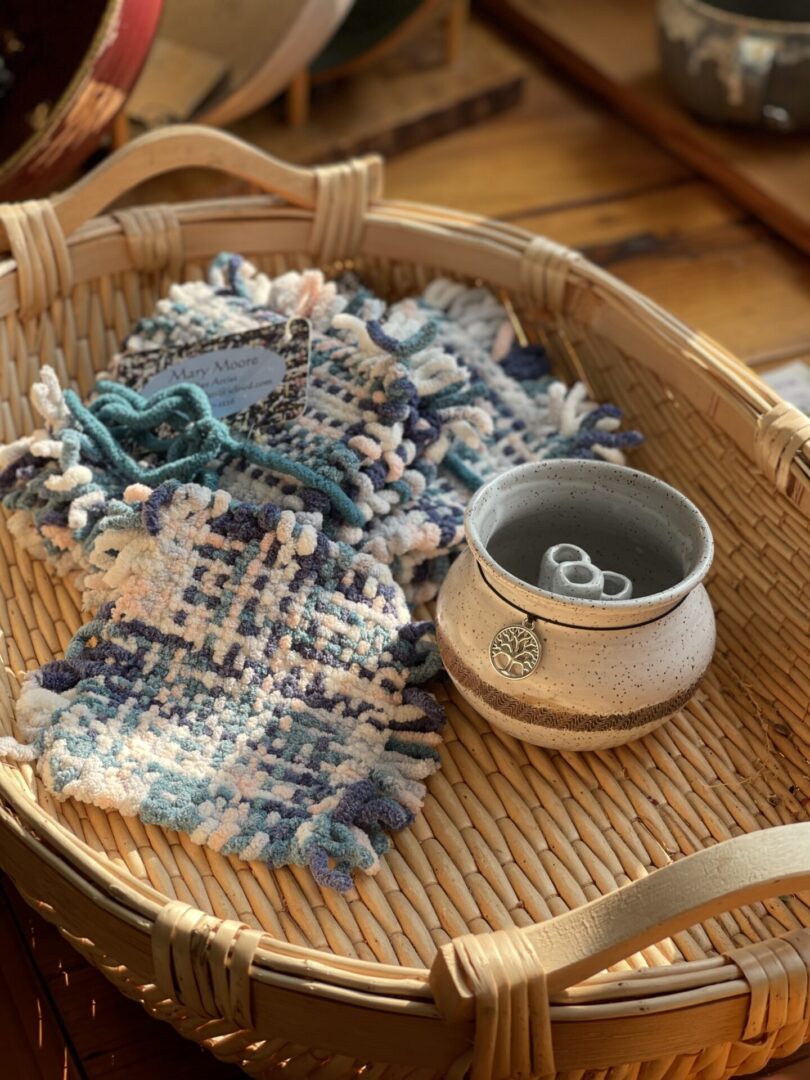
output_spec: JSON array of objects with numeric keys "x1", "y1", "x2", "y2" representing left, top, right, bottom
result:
[{"x1": 0, "y1": 128, "x2": 807, "y2": 1079}]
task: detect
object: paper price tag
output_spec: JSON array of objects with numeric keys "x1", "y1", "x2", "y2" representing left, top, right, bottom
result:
[
  {"x1": 142, "y1": 344, "x2": 286, "y2": 417},
  {"x1": 115, "y1": 319, "x2": 311, "y2": 431}
]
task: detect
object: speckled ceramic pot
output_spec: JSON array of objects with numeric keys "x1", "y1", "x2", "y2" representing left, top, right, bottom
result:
[{"x1": 436, "y1": 460, "x2": 716, "y2": 750}]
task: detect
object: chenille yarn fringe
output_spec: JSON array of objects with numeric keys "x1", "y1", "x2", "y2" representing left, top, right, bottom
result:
[
  {"x1": 2, "y1": 259, "x2": 503, "y2": 596},
  {"x1": 0, "y1": 372, "x2": 371, "y2": 591}
]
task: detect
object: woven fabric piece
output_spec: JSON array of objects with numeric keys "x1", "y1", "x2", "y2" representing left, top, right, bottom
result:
[
  {"x1": 117, "y1": 256, "x2": 642, "y2": 600},
  {"x1": 3, "y1": 482, "x2": 442, "y2": 890},
  {"x1": 0, "y1": 259, "x2": 643, "y2": 612},
  {"x1": 122, "y1": 255, "x2": 492, "y2": 517},
  {"x1": 0, "y1": 257, "x2": 642, "y2": 601},
  {"x1": 0, "y1": 259, "x2": 496, "y2": 595},
  {"x1": 0, "y1": 320, "x2": 487, "y2": 596},
  {"x1": 0, "y1": 370, "x2": 373, "y2": 594},
  {"x1": 347, "y1": 279, "x2": 644, "y2": 599}
]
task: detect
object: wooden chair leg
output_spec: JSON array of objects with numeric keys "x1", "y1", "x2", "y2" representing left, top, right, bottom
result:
[
  {"x1": 110, "y1": 110, "x2": 130, "y2": 150},
  {"x1": 286, "y1": 68, "x2": 310, "y2": 129},
  {"x1": 443, "y1": 0, "x2": 468, "y2": 66}
]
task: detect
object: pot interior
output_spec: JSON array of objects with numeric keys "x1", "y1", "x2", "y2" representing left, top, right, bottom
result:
[
  {"x1": 488, "y1": 511, "x2": 684, "y2": 598},
  {"x1": 473, "y1": 462, "x2": 711, "y2": 604}
]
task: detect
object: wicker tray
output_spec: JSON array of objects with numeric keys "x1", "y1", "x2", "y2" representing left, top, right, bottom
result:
[{"x1": 0, "y1": 126, "x2": 808, "y2": 1080}]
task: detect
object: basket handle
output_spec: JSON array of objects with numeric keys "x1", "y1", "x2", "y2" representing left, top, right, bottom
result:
[
  {"x1": 434, "y1": 825, "x2": 810, "y2": 1010},
  {"x1": 41, "y1": 125, "x2": 380, "y2": 238},
  {"x1": 0, "y1": 125, "x2": 382, "y2": 315},
  {"x1": 0, "y1": 124, "x2": 384, "y2": 247}
]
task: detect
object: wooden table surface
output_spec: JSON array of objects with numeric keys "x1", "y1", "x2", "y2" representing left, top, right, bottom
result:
[{"x1": 2, "y1": 19, "x2": 808, "y2": 1080}]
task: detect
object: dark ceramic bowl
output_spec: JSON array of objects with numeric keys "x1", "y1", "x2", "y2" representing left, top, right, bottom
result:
[{"x1": 657, "y1": 0, "x2": 810, "y2": 132}]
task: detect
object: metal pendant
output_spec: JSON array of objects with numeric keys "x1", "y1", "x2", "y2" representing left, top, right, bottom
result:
[{"x1": 490, "y1": 618, "x2": 541, "y2": 680}]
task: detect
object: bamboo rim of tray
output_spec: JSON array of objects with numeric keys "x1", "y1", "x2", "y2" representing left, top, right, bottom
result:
[{"x1": 0, "y1": 126, "x2": 806, "y2": 1078}]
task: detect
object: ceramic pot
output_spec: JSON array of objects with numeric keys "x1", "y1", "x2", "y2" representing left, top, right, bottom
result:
[
  {"x1": 657, "y1": 0, "x2": 810, "y2": 132},
  {"x1": 436, "y1": 460, "x2": 716, "y2": 751}
]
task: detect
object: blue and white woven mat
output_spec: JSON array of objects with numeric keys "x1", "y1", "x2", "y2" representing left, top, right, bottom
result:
[{"x1": 2, "y1": 482, "x2": 442, "y2": 890}]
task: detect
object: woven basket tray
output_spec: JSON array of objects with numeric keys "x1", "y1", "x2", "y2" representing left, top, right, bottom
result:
[{"x1": 0, "y1": 126, "x2": 808, "y2": 1080}]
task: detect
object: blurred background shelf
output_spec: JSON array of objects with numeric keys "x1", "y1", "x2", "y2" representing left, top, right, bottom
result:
[
  {"x1": 231, "y1": 16, "x2": 525, "y2": 164},
  {"x1": 482, "y1": 0, "x2": 810, "y2": 255},
  {"x1": 117, "y1": 8, "x2": 810, "y2": 383},
  {"x1": 125, "y1": 0, "x2": 353, "y2": 130}
]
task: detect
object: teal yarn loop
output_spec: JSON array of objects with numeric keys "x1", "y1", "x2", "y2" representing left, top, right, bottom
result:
[
  {"x1": 64, "y1": 382, "x2": 366, "y2": 527},
  {"x1": 64, "y1": 387, "x2": 227, "y2": 486}
]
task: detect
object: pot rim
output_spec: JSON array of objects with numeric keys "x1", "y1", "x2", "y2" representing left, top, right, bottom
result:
[
  {"x1": 465, "y1": 460, "x2": 714, "y2": 630},
  {"x1": 662, "y1": 0, "x2": 810, "y2": 36}
]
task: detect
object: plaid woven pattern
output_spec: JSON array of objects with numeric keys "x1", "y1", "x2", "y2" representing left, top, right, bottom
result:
[
  {"x1": 345, "y1": 279, "x2": 643, "y2": 599},
  {"x1": 121, "y1": 256, "x2": 491, "y2": 529},
  {"x1": 1, "y1": 258, "x2": 642, "y2": 602},
  {"x1": 0, "y1": 259, "x2": 494, "y2": 592},
  {"x1": 4, "y1": 483, "x2": 442, "y2": 889}
]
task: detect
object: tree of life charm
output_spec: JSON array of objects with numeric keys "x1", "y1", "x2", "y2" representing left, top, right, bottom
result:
[{"x1": 490, "y1": 620, "x2": 541, "y2": 679}]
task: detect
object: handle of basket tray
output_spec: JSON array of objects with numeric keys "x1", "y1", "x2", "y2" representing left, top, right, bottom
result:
[
  {"x1": 1, "y1": 125, "x2": 383, "y2": 242},
  {"x1": 431, "y1": 822, "x2": 810, "y2": 1021}
]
